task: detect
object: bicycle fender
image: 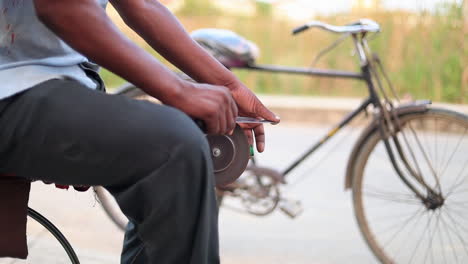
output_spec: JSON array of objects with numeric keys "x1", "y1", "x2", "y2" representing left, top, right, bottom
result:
[{"x1": 344, "y1": 101, "x2": 431, "y2": 190}]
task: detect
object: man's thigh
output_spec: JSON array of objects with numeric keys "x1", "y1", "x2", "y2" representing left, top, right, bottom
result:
[{"x1": 0, "y1": 79, "x2": 204, "y2": 186}]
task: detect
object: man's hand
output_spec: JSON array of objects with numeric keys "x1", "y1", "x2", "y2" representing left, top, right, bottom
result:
[
  {"x1": 167, "y1": 81, "x2": 238, "y2": 135},
  {"x1": 229, "y1": 83, "x2": 280, "y2": 153}
]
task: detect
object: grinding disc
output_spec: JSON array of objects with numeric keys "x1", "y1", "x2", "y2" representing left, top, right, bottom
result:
[{"x1": 206, "y1": 125, "x2": 249, "y2": 187}]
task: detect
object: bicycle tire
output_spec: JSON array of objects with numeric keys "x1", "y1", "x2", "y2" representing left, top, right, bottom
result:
[
  {"x1": 27, "y1": 207, "x2": 80, "y2": 264},
  {"x1": 351, "y1": 107, "x2": 468, "y2": 263}
]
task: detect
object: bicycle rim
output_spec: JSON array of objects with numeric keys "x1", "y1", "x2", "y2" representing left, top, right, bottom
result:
[{"x1": 352, "y1": 108, "x2": 468, "y2": 263}]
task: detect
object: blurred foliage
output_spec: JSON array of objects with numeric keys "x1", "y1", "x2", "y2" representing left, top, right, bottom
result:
[
  {"x1": 177, "y1": 0, "x2": 220, "y2": 16},
  {"x1": 104, "y1": 2, "x2": 466, "y2": 103},
  {"x1": 256, "y1": 2, "x2": 273, "y2": 17}
]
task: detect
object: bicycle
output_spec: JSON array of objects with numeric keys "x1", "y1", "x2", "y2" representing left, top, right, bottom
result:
[{"x1": 95, "y1": 19, "x2": 468, "y2": 263}]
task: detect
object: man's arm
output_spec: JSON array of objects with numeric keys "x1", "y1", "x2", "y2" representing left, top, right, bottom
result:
[
  {"x1": 110, "y1": 0, "x2": 240, "y2": 88},
  {"x1": 110, "y1": 0, "x2": 280, "y2": 151},
  {"x1": 34, "y1": 0, "x2": 238, "y2": 135},
  {"x1": 34, "y1": 0, "x2": 279, "y2": 151}
]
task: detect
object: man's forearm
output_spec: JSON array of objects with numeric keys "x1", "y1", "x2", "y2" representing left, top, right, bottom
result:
[
  {"x1": 111, "y1": 0, "x2": 239, "y2": 89},
  {"x1": 34, "y1": 0, "x2": 186, "y2": 103}
]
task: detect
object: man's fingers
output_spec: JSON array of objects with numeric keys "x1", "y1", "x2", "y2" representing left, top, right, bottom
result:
[
  {"x1": 219, "y1": 87, "x2": 236, "y2": 134},
  {"x1": 253, "y1": 124, "x2": 265, "y2": 152},
  {"x1": 230, "y1": 94, "x2": 238, "y2": 121},
  {"x1": 227, "y1": 97, "x2": 237, "y2": 133},
  {"x1": 242, "y1": 128, "x2": 253, "y2": 146},
  {"x1": 255, "y1": 100, "x2": 280, "y2": 123},
  {"x1": 206, "y1": 112, "x2": 220, "y2": 134},
  {"x1": 207, "y1": 120, "x2": 219, "y2": 134},
  {"x1": 218, "y1": 110, "x2": 227, "y2": 135}
]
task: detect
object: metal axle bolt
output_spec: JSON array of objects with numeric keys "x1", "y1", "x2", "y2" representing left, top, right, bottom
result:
[{"x1": 212, "y1": 147, "x2": 221, "y2": 157}]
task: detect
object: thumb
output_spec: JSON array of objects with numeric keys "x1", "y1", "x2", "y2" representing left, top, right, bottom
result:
[{"x1": 255, "y1": 100, "x2": 280, "y2": 124}]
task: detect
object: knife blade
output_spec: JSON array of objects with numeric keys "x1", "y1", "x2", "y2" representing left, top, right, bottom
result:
[{"x1": 236, "y1": 117, "x2": 279, "y2": 125}]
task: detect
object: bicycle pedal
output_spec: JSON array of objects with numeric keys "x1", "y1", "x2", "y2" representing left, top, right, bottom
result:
[{"x1": 279, "y1": 198, "x2": 303, "y2": 219}]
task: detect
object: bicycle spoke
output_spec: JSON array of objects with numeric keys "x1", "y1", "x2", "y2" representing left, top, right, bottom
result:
[
  {"x1": 379, "y1": 208, "x2": 425, "y2": 261},
  {"x1": 439, "y1": 128, "x2": 467, "y2": 184},
  {"x1": 438, "y1": 120, "x2": 451, "y2": 179},
  {"x1": 435, "y1": 209, "x2": 449, "y2": 264},
  {"x1": 439, "y1": 214, "x2": 460, "y2": 264},
  {"x1": 389, "y1": 212, "x2": 426, "y2": 262},
  {"x1": 373, "y1": 208, "x2": 422, "y2": 236},
  {"x1": 421, "y1": 118, "x2": 436, "y2": 170},
  {"x1": 408, "y1": 210, "x2": 435, "y2": 263},
  {"x1": 403, "y1": 120, "x2": 442, "y2": 192},
  {"x1": 443, "y1": 208, "x2": 468, "y2": 238},
  {"x1": 450, "y1": 187, "x2": 468, "y2": 195},
  {"x1": 446, "y1": 178, "x2": 468, "y2": 199},
  {"x1": 449, "y1": 200, "x2": 468, "y2": 207},
  {"x1": 369, "y1": 208, "x2": 425, "y2": 223},
  {"x1": 447, "y1": 186, "x2": 468, "y2": 201},
  {"x1": 441, "y1": 211, "x2": 468, "y2": 259},
  {"x1": 452, "y1": 205, "x2": 468, "y2": 217},
  {"x1": 364, "y1": 191, "x2": 421, "y2": 205},
  {"x1": 422, "y1": 210, "x2": 441, "y2": 264},
  {"x1": 395, "y1": 126, "x2": 426, "y2": 184},
  {"x1": 445, "y1": 205, "x2": 468, "y2": 222},
  {"x1": 446, "y1": 163, "x2": 468, "y2": 197},
  {"x1": 364, "y1": 185, "x2": 419, "y2": 199}
]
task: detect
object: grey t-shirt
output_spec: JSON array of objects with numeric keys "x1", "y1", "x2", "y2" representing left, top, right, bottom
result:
[{"x1": 0, "y1": 0, "x2": 108, "y2": 99}]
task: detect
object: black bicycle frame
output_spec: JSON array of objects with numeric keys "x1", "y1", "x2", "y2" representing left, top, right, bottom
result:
[
  {"x1": 244, "y1": 64, "x2": 364, "y2": 80},
  {"x1": 232, "y1": 63, "x2": 378, "y2": 177},
  {"x1": 234, "y1": 59, "x2": 437, "y2": 200}
]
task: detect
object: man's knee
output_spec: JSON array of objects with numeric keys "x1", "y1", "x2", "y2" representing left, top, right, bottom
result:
[{"x1": 132, "y1": 105, "x2": 211, "y2": 170}]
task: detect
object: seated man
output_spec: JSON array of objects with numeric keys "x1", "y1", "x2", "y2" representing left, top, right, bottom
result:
[{"x1": 0, "y1": 0, "x2": 279, "y2": 263}]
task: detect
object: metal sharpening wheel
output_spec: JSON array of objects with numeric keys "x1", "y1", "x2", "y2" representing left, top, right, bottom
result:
[{"x1": 206, "y1": 125, "x2": 249, "y2": 188}]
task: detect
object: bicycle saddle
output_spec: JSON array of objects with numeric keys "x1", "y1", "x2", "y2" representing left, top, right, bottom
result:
[{"x1": 191, "y1": 28, "x2": 259, "y2": 68}]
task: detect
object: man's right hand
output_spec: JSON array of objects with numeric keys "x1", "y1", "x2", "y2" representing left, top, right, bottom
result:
[{"x1": 166, "y1": 81, "x2": 238, "y2": 135}]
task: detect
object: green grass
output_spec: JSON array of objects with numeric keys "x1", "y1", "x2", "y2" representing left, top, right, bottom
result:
[{"x1": 105, "y1": 4, "x2": 466, "y2": 104}]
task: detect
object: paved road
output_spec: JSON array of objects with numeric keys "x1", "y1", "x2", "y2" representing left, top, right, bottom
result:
[
  {"x1": 219, "y1": 124, "x2": 376, "y2": 264},
  {"x1": 2, "y1": 122, "x2": 467, "y2": 263}
]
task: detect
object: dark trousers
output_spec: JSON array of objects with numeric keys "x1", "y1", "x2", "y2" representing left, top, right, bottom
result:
[{"x1": 0, "y1": 79, "x2": 220, "y2": 264}]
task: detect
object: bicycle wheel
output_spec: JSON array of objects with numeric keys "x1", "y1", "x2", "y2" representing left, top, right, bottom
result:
[
  {"x1": 5, "y1": 208, "x2": 80, "y2": 263},
  {"x1": 352, "y1": 108, "x2": 468, "y2": 263}
]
